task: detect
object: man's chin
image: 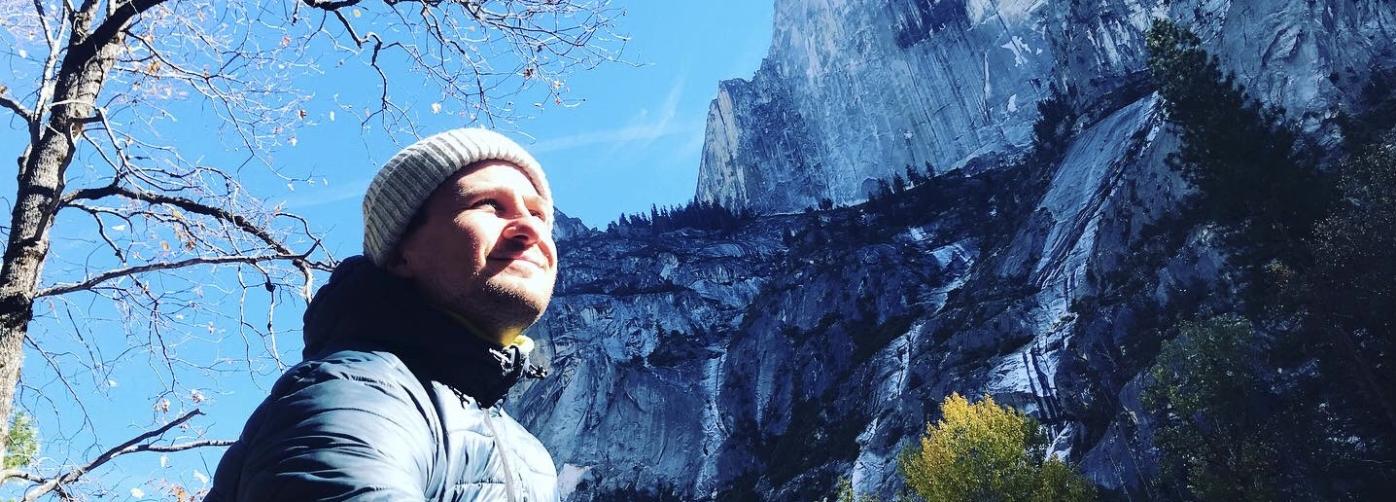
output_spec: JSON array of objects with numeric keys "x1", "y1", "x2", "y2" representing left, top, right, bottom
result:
[{"x1": 481, "y1": 279, "x2": 553, "y2": 316}]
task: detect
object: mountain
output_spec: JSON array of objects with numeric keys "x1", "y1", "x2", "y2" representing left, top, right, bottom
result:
[
  {"x1": 695, "y1": 0, "x2": 1394, "y2": 214},
  {"x1": 512, "y1": 0, "x2": 1396, "y2": 499}
]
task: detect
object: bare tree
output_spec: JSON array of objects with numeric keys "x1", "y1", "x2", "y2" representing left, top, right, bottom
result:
[
  {"x1": 0, "y1": 0, "x2": 624, "y2": 496},
  {"x1": 1, "y1": 409, "x2": 232, "y2": 501}
]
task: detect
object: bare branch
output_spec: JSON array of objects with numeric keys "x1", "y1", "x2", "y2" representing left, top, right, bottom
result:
[
  {"x1": 36, "y1": 253, "x2": 316, "y2": 298},
  {"x1": 135, "y1": 438, "x2": 235, "y2": 452},
  {"x1": 81, "y1": 0, "x2": 169, "y2": 57},
  {"x1": 63, "y1": 185, "x2": 266, "y2": 249},
  {"x1": 12, "y1": 408, "x2": 228, "y2": 501},
  {"x1": 0, "y1": 469, "x2": 43, "y2": 484},
  {"x1": 302, "y1": 0, "x2": 363, "y2": 10},
  {"x1": 25, "y1": 0, "x2": 73, "y2": 152},
  {"x1": 0, "y1": 86, "x2": 33, "y2": 123},
  {"x1": 20, "y1": 334, "x2": 98, "y2": 442},
  {"x1": 30, "y1": 0, "x2": 56, "y2": 52},
  {"x1": 58, "y1": 183, "x2": 334, "y2": 294},
  {"x1": 293, "y1": 0, "x2": 629, "y2": 126},
  {"x1": 65, "y1": 202, "x2": 131, "y2": 262}
]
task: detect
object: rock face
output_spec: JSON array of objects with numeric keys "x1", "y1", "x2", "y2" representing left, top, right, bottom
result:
[
  {"x1": 512, "y1": 0, "x2": 1396, "y2": 500},
  {"x1": 696, "y1": 0, "x2": 1396, "y2": 214},
  {"x1": 551, "y1": 209, "x2": 593, "y2": 243}
]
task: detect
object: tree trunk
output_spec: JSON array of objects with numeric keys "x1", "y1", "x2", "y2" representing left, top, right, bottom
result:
[{"x1": 0, "y1": 4, "x2": 129, "y2": 461}]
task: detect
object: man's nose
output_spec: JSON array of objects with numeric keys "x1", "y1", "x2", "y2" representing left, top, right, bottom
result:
[{"x1": 502, "y1": 210, "x2": 546, "y2": 246}]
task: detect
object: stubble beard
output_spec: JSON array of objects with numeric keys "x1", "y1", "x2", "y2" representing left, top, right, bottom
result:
[{"x1": 428, "y1": 273, "x2": 554, "y2": 339}]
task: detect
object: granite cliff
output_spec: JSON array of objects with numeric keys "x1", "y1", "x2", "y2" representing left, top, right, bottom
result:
[
  {"x1": 512, "y1": 0, "x2": 1396, "y2": 499},
  {"x1": 695, "y1": 0, "x2": 1395, "y2": 213}
]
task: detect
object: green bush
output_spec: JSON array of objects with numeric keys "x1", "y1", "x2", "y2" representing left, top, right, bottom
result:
[
  {"x1": 831, "y1": 476, "x2": 880, "y2": 502},
  {"x1": 1143, "y1": 316, "x2": 1312, "y2": 501}
]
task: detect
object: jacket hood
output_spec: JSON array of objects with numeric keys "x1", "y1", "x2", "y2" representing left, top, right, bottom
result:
[{"x1": 302, "y1": 256, "x2": 542, "y2": 407}]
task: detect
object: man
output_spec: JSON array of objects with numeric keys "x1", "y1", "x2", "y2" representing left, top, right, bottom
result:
[{"x1": 207, "y1": 128, "x2": 560, "y2": 501}]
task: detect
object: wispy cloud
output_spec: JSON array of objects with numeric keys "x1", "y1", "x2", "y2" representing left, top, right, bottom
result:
[
  {"x1": 528, "y1": 77, "x2": 706, "y2": 155},
  {"x1": 278, "y1": 78, "x2": 710, "y2": 209}
]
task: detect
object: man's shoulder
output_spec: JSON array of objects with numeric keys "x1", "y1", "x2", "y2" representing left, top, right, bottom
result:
[
  {"x1": 208, "y1": 346, "x2": 441, "y2": 500},
  {"x1": 267, "y1": 346, "x2": 423, "y2": 402},
  {"x1": 242, "y1": 345, "x2": 442, "y2": 443}
]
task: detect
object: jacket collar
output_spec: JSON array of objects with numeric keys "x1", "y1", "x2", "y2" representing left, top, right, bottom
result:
[{"x1": 302, "y1": 256, "x2": 540, "y2": 408}]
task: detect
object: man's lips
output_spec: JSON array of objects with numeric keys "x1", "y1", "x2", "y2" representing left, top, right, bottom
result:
[{"x1": 488, "y1": 254, "x2": 546, "y2": 270}]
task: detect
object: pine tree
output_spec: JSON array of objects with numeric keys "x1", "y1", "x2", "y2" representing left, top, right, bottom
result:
[
  {"x1": 875, "y1": 179, "x2": 892, "y2": 202},
  {"x1": 1031, "y1": 83, "x2": 1077, "y2": 162},
  {"x1": 905, "y1": 164, "x2": 926, "y2": 186},
  {"x1": 1147, "y1": 19, "x2": 1396, "y2": 454},
  {"x1": 1299, "y1": 138, "x2": 1396, "y2": 431},
  {"x1": 1336, "y1": 69, "x2": 1396, "y2": 151},
  {"x1": 4, "y1": 412, "x2": 37, "y2": 469},
  {"x1": 1145, "y1": 20, "x2": 1331, "y2": 264}
]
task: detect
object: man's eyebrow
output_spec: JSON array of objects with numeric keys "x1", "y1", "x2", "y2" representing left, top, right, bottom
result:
[{"x1": 453, "y1": 185, "x2": 509, "y2": 199}]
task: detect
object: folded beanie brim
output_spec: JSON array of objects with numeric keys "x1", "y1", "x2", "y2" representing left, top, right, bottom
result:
[{"x1": 362, "y1": 128, "x2": 550, "y2": 265}]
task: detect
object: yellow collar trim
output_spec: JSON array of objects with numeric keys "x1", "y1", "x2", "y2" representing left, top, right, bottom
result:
[{"x1": 440, "y1": 308, "x2": 534, "y2": 355}]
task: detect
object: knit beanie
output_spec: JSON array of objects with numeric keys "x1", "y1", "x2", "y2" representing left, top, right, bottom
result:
[{"x1": 363, "y1": 128, "x2": 551, "y2": 266}]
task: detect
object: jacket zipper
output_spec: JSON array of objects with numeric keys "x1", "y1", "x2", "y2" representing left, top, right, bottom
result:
[{"x1": 482, "y1": 410, "x2": 521, "y2": 502}]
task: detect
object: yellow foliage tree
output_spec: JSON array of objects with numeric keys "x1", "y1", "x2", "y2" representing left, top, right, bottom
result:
[{"x1": 898, "y1": 393, "x2": 1095, "y2": 502}]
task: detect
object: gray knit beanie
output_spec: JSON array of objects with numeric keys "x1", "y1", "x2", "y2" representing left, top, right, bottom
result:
[{"x1": 363, "y1": 128, "x2": 550, "y2": 266}]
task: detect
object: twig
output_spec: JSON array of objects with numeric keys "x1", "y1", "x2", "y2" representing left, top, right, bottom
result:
[
  {"x1": 0, "y1": 87, "x2": 34, "y2": 123},
  {"x1": 10, "y1": 409, "x2": 229, "y2": 501},
  {"x1": 37, "y1": 253, "x2": 317, "y2": 298}
]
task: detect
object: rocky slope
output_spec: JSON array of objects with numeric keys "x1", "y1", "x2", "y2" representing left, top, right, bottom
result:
[
  {"x1": 695, "y1": 0, "x2": 1396, "y2": 214},
  {"x1": 512, "y1": 0, "x2": 1396, "y2": 500}
]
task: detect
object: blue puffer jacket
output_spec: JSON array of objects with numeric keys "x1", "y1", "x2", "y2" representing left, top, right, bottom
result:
[{"x1": 206, "y1": 257, "x2": 558, "y2": 501}]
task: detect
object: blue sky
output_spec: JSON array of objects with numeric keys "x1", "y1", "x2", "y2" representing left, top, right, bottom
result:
[
  {"x1": 0, "y1": 1, "x2": 774, "y2": 497},
  {"x1": 276, "y1": 2, "x2": 776, "y2": 235}
]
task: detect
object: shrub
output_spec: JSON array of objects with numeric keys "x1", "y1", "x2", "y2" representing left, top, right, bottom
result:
[{"x1": 898, "y1": 393, "x2": 1094, "y2": 502}]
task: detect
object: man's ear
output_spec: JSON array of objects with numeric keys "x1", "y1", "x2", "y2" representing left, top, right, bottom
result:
[
  {"x1": 384, "y1": 246, "x2": 414, "y2": 278},
  {"x1": 386, "y1": 205, "x2": 432, "y2": 278}
]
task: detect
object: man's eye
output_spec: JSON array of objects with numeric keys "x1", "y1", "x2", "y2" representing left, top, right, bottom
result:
[{"x1": 471, "y1": 199, "x2": 502, "y2": 210}]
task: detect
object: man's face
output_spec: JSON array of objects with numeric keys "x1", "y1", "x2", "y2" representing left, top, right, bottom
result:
[{"x1": 391, "y1": 160, "x2": 557, "y2": 340}]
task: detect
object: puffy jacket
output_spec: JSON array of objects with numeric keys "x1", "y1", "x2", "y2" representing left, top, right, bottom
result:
[{"x1": 206, "y1": 257, "x2": 558, "y2": 501}]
